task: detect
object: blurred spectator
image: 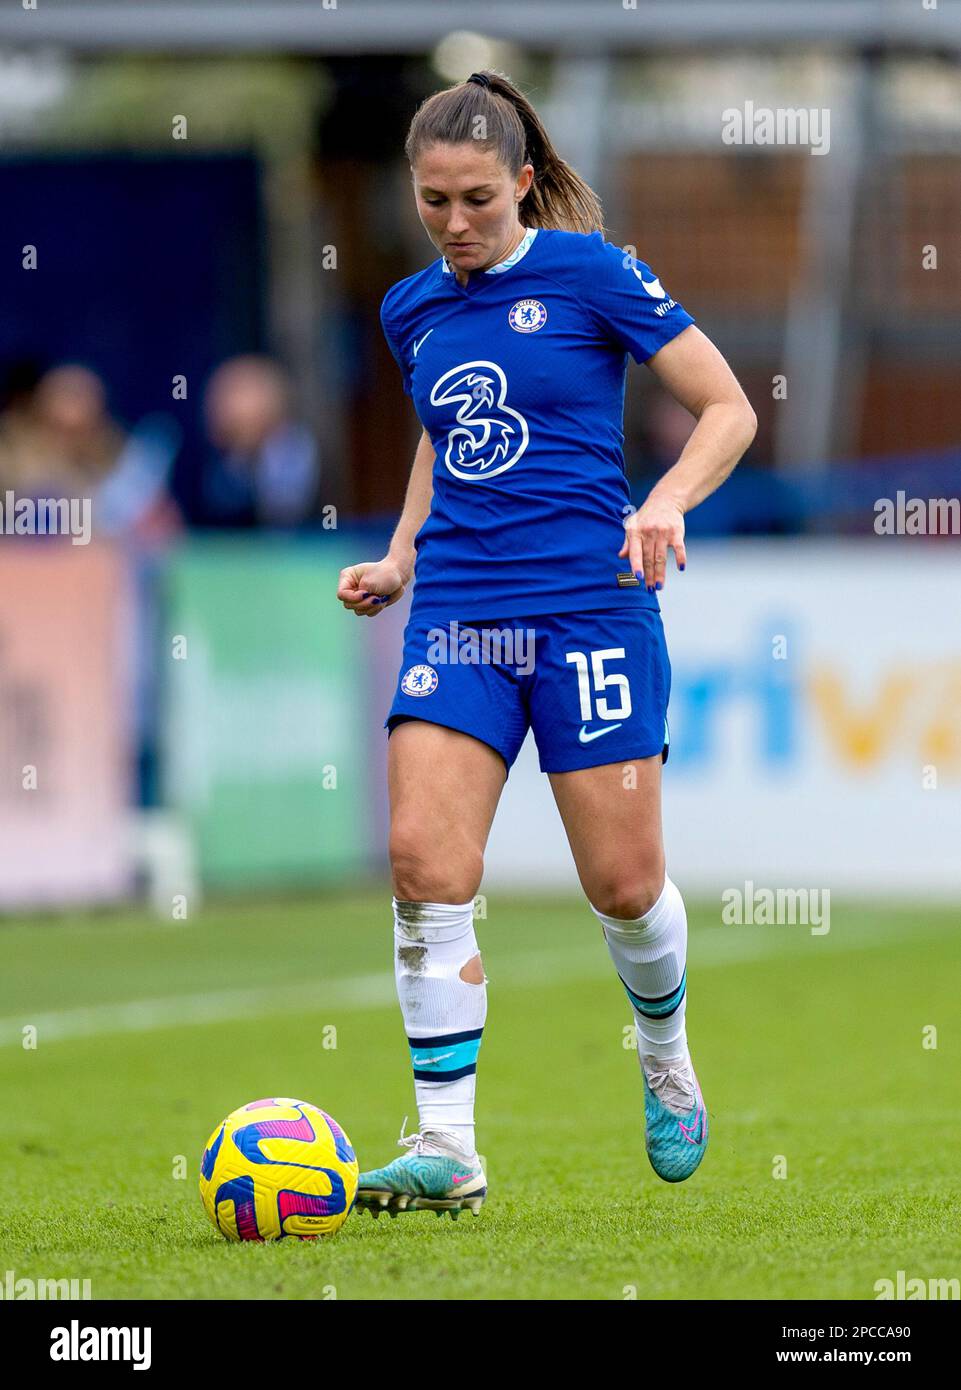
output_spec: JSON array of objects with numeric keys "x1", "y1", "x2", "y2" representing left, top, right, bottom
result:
[
  {"x1": 0, "y1": 363, "x2": 122, "y2": 499},
  {"x1": 202, "y1": 355, "x2": 320, "y2": 528},
  {"x1": 0, "y1": 362, "x2": 182, "y2": 545}
]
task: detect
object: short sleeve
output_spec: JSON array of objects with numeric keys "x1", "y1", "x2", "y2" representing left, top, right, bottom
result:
[
  {"x1": 380, "y1": 295, "x2": 413, "y2": 397},
  {"x1": 582, "y1": 233, "x2": 695, "y2": 364}
]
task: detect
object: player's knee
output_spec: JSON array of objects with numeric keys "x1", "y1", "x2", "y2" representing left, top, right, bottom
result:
[
  {"x1": 389, "y1": 829, "x2": 483, "y2": 904},
  {"x1": 591, "y1": 861, "x2": 665, "y2": 920},
  {"x1": 593, "y1": 884, "x2": 662, "y2": 920}
]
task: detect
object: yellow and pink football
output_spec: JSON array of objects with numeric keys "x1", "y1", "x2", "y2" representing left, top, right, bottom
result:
[{"x1": 200, "y1": 1097, "x2": 359, "y2": 1241}]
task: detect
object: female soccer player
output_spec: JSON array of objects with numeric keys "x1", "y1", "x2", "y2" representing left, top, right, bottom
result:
[{"x1": 337, "y1": 70, "x2": 756, "y2": 1216}]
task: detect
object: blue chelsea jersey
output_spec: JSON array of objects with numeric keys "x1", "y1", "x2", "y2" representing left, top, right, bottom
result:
[{"x1": 380, "y1": 227, "x2": 695, "y2": 621}]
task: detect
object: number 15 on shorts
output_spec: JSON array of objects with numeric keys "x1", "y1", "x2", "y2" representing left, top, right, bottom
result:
[{"x1": 566, "y1": 648, "x2": 632, "y2": 722}]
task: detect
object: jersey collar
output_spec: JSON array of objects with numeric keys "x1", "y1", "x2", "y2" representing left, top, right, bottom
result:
[{"x1": 441, "y1": 225, "x2": 538, "y2": 277}]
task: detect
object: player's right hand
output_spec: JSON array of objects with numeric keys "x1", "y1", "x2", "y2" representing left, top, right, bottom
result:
[{"x1": 336, "y1": 558, "x2": 407, "y2": 617}]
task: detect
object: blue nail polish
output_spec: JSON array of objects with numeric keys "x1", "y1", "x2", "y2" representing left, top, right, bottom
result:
[
  {"x1": 679, "y1": 564, "x2": 686, "y2": 572},
  {"x1": 655, "y1": 581, "x2": 663, "y2": 591},
  {"x1": 634, "y1": 570, "x2": 644, "y2": 579}
]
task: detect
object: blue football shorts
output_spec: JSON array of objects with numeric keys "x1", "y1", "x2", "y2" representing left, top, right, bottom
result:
[{"x1": 384, "y1": 606, "x2": 671, "y2": 776}]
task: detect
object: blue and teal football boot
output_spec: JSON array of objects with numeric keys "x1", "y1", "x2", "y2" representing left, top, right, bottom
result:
[
  {"x1": 354, "y1": 1121, "x2": 487, "y2": 1219},
  {"x1": 641, "y1": 1051, "x2": 709, "y2": 1183}
]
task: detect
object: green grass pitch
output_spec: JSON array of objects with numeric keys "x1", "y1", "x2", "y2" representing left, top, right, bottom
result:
[{"x1": 1, "y1": 892, "x2": 959, "y2": 1300}]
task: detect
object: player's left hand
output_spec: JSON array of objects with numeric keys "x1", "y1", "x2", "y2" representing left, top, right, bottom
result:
[{"x1": 619, "y1": 497, "x2": 686, "y2": 592}]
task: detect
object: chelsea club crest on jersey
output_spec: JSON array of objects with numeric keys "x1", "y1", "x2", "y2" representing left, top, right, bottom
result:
[
  {"x1": 508, "y1": 299, "x2": 547, "y2": 333},
  {"x1": 400, "y1": 664, "x2": 439, "y2": 697}
]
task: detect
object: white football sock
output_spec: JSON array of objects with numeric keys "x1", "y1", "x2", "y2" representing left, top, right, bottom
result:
[
  {"x1": 590, "y1": 876, "x2": 688, "y2": 1063},
  {"x1": 393, "y1": 897, "x2": 486, "y2": 1155}
]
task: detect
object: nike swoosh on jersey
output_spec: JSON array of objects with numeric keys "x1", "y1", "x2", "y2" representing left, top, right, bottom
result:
[
  {"x1": 578, "y1": 723, "x2": 623, "y2": 743},
  {"x1": 412, "y1": 328, "x2": 434, "y2": 356},
  {"x1": 629, "y1": 263, "x2": 666, "y2": 298}
]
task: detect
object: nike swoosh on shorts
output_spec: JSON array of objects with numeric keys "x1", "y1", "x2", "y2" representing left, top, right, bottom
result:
[{"x1": 578, "y1": 723, "x2": 623, "y2": 743}]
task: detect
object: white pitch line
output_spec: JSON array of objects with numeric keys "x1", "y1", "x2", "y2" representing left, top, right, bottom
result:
[
  {"x1": 0, "y1": 916, "x2": 933, "y2": 1049},
  {"x1": 0, "y1": 975, "x2": 397, "y2": 1048}
]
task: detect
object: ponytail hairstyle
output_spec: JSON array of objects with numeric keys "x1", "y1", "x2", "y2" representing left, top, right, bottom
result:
[{"x1": 404, "y1": 69, "x2": 605, "y2": 236}]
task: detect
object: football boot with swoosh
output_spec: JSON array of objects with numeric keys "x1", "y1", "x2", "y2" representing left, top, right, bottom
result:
[
  {"x1": 355, "y1": 1120, "x2": 486, "y2": 1218},
  {"x1": 641, "y1": 1050, "x2": 709, "y2": 1182}
]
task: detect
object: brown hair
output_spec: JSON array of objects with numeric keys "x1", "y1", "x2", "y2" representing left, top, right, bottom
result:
[{"x1": 404, "y1": 70, "x2": 605, "y2": 236}]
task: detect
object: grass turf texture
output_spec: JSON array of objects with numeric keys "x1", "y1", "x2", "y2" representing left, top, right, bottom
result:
[{"x1": 1, "y1": 892, "x2": 959, "y2": 1300}]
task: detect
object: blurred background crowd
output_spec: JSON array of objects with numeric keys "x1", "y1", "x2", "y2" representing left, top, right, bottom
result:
[{"x1": 0, "y1": 355, "x2": 320, "y2": 539}]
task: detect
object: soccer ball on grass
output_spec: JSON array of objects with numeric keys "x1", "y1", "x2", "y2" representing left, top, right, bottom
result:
[{"x1": 200, "y1": 1097, "x2": 359, "y2": 1241}]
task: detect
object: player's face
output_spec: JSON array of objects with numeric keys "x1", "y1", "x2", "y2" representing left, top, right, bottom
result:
[{"x1": 412, "y1": 143, "x2": 534, "y2": 275}]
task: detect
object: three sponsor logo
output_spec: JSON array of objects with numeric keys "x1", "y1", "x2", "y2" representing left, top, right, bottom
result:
[{"x1": 414, "y1": 256, "x2": 678, "y2": 479}]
